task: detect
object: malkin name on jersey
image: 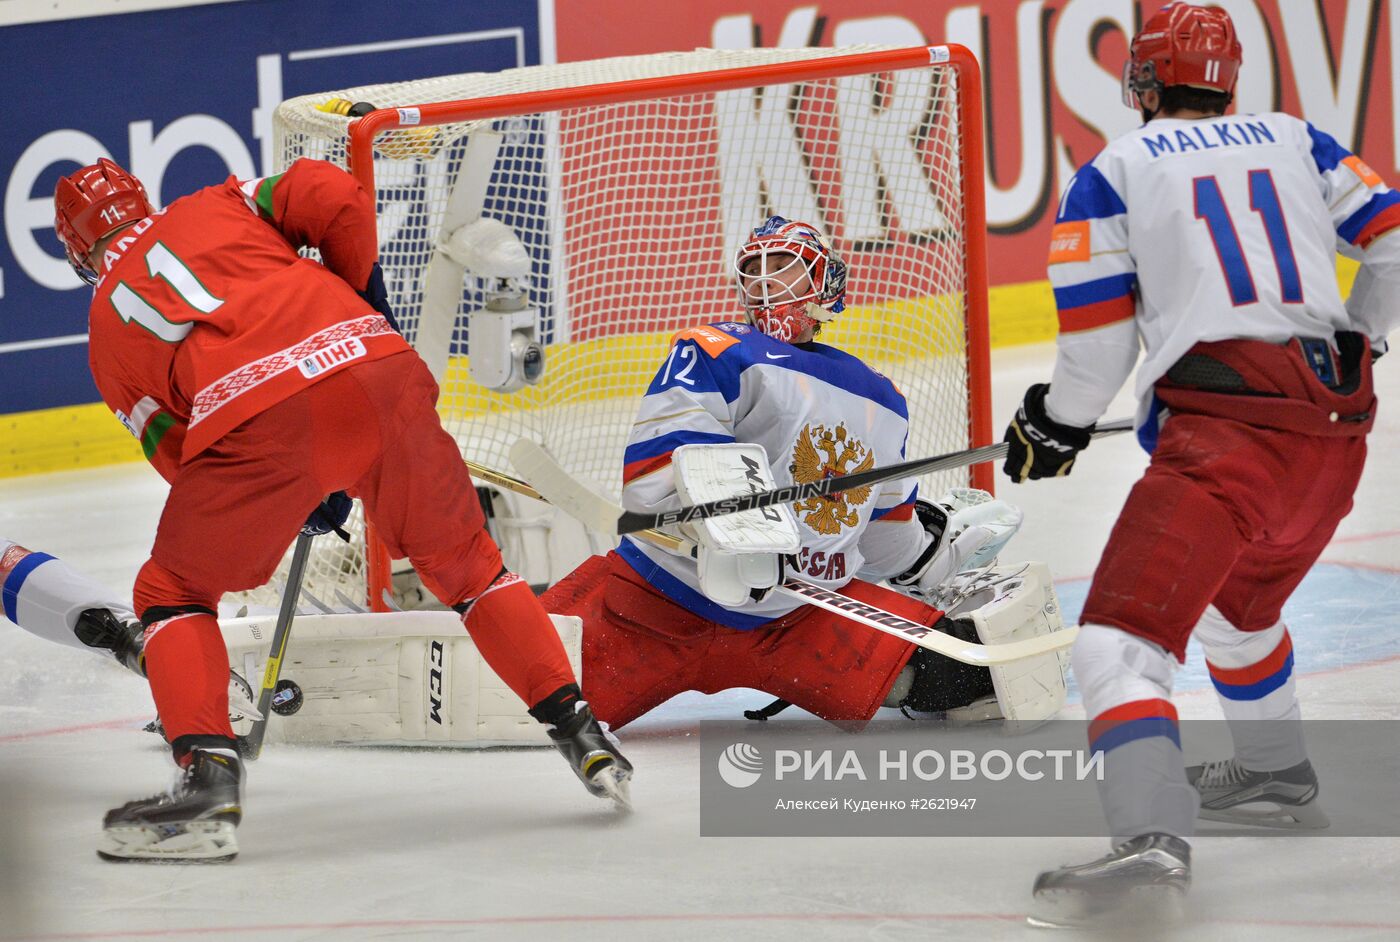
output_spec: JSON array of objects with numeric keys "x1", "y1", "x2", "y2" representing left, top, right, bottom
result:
[{"x1": 1138, "y1": 119, "x2": 1279, "y2": 161}]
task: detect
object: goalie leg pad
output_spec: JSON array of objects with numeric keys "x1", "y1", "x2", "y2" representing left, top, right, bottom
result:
[
  {"x1": 220, "y1": 610, "x2": 583, "y2": 746},
  {"x1": 958, "y1": 563, "x2": 1071, "y2": 725}
]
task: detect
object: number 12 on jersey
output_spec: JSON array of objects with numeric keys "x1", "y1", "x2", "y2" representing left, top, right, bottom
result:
[{"x1": 1193, "y1": 170, "x2": 1303, "y2": 306}]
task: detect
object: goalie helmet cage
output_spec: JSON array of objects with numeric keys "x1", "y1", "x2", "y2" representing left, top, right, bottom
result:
[{"x1": 267, "y1": 44, "x2": 992, "y2": 612}]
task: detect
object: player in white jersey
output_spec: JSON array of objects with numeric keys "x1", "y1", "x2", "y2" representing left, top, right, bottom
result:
[
  {"x1": 0, "y1": 539, "x2": 257, "y2": 724},
  {"x1": 1005, "y1": 4, "x2": 1400, "y2": 927},
  {"x1": 542, "y1": 216, "x2": 1031, "y2": 729}
]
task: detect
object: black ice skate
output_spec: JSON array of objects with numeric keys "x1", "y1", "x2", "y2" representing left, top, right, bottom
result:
[
  {"x1": 98, "y1": 748, "x2": 244, "y2": 862},
  {"x1": 549, "y1": 702, "x2": 634, "y2": 809},
  {"x1": 1029, "y1": 833, "x2": 1190, "y2": 928},
  {"x1": 1187, "y1": 757, "x2": 1329, "y2": 829},
  {"x1": 74, "y1": 607, "x2": 146, "y2": 674}
]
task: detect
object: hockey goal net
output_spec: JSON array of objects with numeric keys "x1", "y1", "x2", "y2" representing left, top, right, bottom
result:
[{"x1": 260, "y1": 44, "x2": 991, "y2": 611}]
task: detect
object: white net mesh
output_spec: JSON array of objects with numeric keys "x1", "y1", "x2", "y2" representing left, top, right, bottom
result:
[{"x1": 255, "y1": 46, "x2": 984, "y2": 609}]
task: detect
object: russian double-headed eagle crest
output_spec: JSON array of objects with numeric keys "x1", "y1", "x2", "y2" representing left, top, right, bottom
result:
[{"x1": 789, "y1": 421, "x2": 874, "y2": 534}]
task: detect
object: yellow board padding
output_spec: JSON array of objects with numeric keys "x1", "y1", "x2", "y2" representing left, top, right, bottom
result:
[
  {"x1": 0, "y1": 255, "x2": 1372, "y2": 479},
  {"x1": 0, "y1": 401, "x2": 142, "y2": 478}
]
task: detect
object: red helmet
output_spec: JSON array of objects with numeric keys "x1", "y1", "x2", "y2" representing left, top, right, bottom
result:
[
  {"x1": 1123, "y1": 3, "x2": 1242, "y2": 109},
  {"x1": 54, "y1": 158, "x2": 153, "y2": 285}
]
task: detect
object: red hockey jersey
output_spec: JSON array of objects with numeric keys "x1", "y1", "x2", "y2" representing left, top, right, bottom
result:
[{"x1": 86, "y1": 158, "x2": 411, "y2": 480}]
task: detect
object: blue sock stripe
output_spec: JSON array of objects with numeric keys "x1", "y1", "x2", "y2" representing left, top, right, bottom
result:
[
  {"x1": 2, "y1": 552, "x2": 55, "y2": 625},
  {"x1": 1209, "y1": 650, "x2": 1294, "y2": 701},
  {"x1": 1089, "y1": 716, "x2": 1181, "y2": 755}
]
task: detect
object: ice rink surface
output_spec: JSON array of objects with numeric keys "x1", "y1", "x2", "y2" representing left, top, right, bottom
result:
[{"x1": 2, "y1": 341, "x2": 1398, "y2": 941}]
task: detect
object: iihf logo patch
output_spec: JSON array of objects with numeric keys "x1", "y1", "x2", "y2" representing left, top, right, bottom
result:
[
  {"x1": 717, "y1": 323, "x2": 751, "y2": 334},
  {"x1": 297, "y1": 337, "x2": 367, "y2": 378}
]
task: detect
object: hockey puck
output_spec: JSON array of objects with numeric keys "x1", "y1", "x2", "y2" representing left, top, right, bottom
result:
[{"x1": 270, "y1": 679, "x2": 303, "y2": 716}]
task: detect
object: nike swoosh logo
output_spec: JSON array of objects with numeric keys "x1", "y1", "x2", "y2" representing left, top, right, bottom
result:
[{"x1": 765, "y1": 353, "x2": 791, "y2": 359}]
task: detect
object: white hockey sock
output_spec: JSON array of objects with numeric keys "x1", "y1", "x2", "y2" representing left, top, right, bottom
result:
[
  {"x1": 1195, "y1": 606, "x2": 1306, "y2": 771},
  {"x1": 1074, "y1": 624, "x2": 1199, "y2": 844}
]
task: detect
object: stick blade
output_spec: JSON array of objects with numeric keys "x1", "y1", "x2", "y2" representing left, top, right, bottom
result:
[{"x1": 508, "y1": 438, "x2": 622, "y2": 536}]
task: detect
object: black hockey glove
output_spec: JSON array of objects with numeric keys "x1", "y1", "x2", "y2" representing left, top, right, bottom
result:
[
  {"x1": 302, "y1": 491, "x2": 353, "y2": 541},
  {"x1": 1003, "y1": 383, "x2": 1094, "y2": 483},
  {"x1": 360, "y1": 262, "x2": 402, "y2": 333}
]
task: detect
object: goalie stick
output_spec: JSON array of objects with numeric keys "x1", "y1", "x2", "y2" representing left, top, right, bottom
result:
[
  {"x1": 467, "y1": 460, "x2": 1074, "y2": 666},
  {"x1": 241, "y1": 530, "x2": 315, "y2": 760},
  {"x1": 509, "y1": 417, "x2": 1135, "y2": 537}
]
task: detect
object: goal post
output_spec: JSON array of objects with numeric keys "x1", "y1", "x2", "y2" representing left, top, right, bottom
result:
[{"x1": 268, "y1": 43, "x2": 992, "y2": 612}]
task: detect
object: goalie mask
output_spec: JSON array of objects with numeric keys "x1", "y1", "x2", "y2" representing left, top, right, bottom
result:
[
  {"x1": 733, "y1": 216, "x2": 847, "y2": 343},
  {"x1": 54, "y1": 158, "x2": 154, "y2": 286},
  {"x1": 1122, "y1": 2, "x2": 1241, "y2": 110}
]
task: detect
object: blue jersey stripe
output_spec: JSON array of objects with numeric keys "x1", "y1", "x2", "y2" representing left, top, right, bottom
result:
[
  {"x1": 3, "y1": 552, "x2": 54, "y2": 624},
  {"x1": 1053, "y1": 272, "x2": 1137, "y2": 310},
  {"x1": 616, "y1": 539, "x2": 774, "y2": 630},
  {"x1": 623, "y1": 430, "x2": 734, "y2": 466},
  {"x1": 1058, "y1": 164, "x2": 1128, "y2": 222},
  {"x1": 1337, "y1": 190, "x2": 1400, "y2": 244},
  {"x1": 1305, "y1": 122, "x2": 1349, "y2": 174}
]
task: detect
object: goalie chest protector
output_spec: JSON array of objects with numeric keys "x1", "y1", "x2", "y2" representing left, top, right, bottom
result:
[{"x1": 621, "y1": 322, "x2": 922, "y2": 629}]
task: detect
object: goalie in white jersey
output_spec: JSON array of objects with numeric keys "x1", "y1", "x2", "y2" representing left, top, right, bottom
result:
[
  {"x1": 542, "y1": 216, "x2": 1034, "y2": 729},
  {"x1": 1005, "y1": 3, "x2": 1400, "y2": 926}
]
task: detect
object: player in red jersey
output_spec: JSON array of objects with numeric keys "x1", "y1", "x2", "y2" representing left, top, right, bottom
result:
[{"x1": 54, "y1": 157, "x2": 631, "y2": 861}]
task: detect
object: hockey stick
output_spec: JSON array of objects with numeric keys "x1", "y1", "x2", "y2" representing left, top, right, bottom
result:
[
  {"x1": 509, "y1": 417, "x2": 1136, "y2": 536},
  {"x1": 242, "y1": 531, "x2": 315, "y2": 760},
  {"x1": 467, "y1": 459, "x2": 1075, "y2": 666}
]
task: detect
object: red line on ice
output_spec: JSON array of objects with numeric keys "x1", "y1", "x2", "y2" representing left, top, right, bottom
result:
[{"x1": 0, "y1": 716, "x2": 148, "y2": 744}]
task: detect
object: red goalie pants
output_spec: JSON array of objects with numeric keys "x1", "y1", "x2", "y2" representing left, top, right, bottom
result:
[
  {"x1": 135, "y1": 352, "x2": 576, "y2": 747},
  {"x1": 1081, "y1": 413, "x2": 1367, "y2": 659},
  {"x1": 540, "y1": 550, "x2": 931, "y2": 729}
]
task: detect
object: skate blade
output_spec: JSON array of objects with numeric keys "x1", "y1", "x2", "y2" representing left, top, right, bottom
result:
[
  {"x1": 1028, "y1": 884, "x2": 1184, "y2": 930},
  {"x1": 589, "y1": 764, "x2": 633, "y2": 812},
  {"x1": 98, "y1": 820, "x2": 238, "y2": 863},
  {"x1": 1199, "y1": 800, "x2": 1329, "y2": 830}
]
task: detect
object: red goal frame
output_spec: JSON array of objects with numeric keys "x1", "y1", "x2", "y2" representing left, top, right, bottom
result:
[{"x1": 341, "y1": 45, "x2": 993, "y2": 611}]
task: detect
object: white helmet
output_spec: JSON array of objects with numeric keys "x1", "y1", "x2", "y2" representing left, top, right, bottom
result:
[{"x1": 733, "y1": 216, "x2": 847, "y2": 342}]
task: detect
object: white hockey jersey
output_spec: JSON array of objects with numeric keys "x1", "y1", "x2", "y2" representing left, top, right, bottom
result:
[
  {"x1": 619, "y1": 322, "x2": 928, "y2": 629},
  {"x1": 1043, "y1": 112, "x2": 1400, "y2": 431},
  {"x1": 1, "y1": 539, "x2": 133, "y2": 652}
]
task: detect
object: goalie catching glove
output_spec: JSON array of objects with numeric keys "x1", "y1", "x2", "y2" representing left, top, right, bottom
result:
[
  {"x1": 672, "y1": 443, "x2": 801, "y2": 607},
  {"x1": 888, "y1": 488, "x2": 1024, "y2": 602}
]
